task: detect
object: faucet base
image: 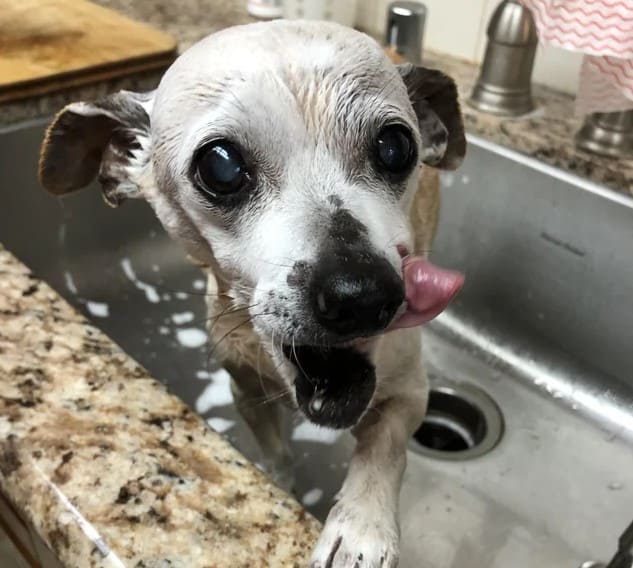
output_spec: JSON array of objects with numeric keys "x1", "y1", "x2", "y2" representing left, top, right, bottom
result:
[
  {"x1": 468, "y1": 82, "x2": 535, "y2": 117},
  {"x1": 575, "y1": 111, "x2": 633, "y2": 159}
]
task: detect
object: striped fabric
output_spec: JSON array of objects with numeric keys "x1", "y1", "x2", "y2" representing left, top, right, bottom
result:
[{"x1": 521, "y1": 0, "x2": 633, "y2": 115}]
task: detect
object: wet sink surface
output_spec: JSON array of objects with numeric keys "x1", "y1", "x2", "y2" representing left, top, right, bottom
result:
[{"x1": 2, "y1": 119, "x2": 633, "y2": 567}]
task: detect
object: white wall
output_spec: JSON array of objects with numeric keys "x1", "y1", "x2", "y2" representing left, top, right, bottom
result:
[{"x1": 356, "y1": 0, "x2": 583, "y2": 95}]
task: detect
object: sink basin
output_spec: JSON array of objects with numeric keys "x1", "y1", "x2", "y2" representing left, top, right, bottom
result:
[{"x1": 2, "y1": 118, "x2": 632, "y2": 567}]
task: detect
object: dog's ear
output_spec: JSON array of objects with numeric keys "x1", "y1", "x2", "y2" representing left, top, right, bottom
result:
[
  {"x1": 398, "y1": 64, "x2": 466, "y2": 170},
  {"x1": 39, "y1": 90, "x2": 153, "y2": 207}
]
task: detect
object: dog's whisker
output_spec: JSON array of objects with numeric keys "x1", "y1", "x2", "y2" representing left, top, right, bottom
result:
[
  {"x1": 142, "y1": 277, "x2": 254, "y2": 300},
  {"x1": 203, "y1": 310, "x2": 268, "y2": 374},
  {"x1": 258, "y1": 259, "x2": 295, "y2": 270},
  {"x1": 205, "y1": 302, "x2": 244, "y2": 336},
  {"x1": 243, "y1": 388, "x2": 290, "y2": 411},
  {"x1": 204, "y1": 303, "x2": 258, "y2": 334},
  {"x1": 207, "y1": 311, "x2": 272, "y2": 361},
  {"x1": 291, "y1": 334, "x2": 313, "y2": 386}
]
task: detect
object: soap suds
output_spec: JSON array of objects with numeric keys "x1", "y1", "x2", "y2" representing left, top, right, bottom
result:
[
  {"x1": 195, "y1": 368, "x2": 233, "y2": 413},
  {"x1": 120, "y1": 258, "x2": 160, "y2": 303},
  {"x1": 175, "y1": 292, "x2": 188, "y2": 300},
  {"x1": 292, "y1": 420, "x2": 341, "y2": 444},
  {"x1": 58, "y1": 224, "x2": 66, "y2": 245},
  {"x1": 158, "y1": 326, "x2": 170, "y2": 335},
  {"x1": 207, "y1": 417, "x2": 235, "y2": 433},
  {"x1": 301, "y1": 488, "x2": 323, "y2": 507},
  {"x1": 175, "y1": 328, "x2": 207, "y2": 348},
  {"x1": 193, "y1": 279, "x2": 206, "y2": 290},
  {"x1": 441, "y1": 173, "x2": 455, "y2": 188},
  {"x1": 85, "y1": 301, "x2": 109, "y2": 318},
  {"x1": 64, "y1": 271, "x2": 78, "y2": 295},
  {"x1": 171, "y1": 311, "x2": 195, "y2": 325}
]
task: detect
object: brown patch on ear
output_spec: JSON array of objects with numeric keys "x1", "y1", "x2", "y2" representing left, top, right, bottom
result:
[
  {"x1": 398, "y1": 64, "x2": 466, "y2": 170},
  {"x1": 39, "y1": 107, "x2": 117, "y2": 196},
  {"x1": 38, "y1": 91, "x2": 151, "y2": 205}
]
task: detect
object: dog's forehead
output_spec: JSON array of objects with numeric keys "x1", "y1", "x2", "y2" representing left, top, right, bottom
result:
[{"x1": 151, "y1": 20, "x2": 409, "y2": 137}]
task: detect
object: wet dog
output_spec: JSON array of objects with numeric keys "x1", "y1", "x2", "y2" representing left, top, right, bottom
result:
[{"x1": 40, "y1": 20, "x2": 465, "y2": 567}]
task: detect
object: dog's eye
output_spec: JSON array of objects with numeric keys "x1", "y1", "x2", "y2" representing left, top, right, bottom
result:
[
  {"x1": 375, "y1": 125, "x2": 415, "y2": 175},
  {"x1": 193, "y1": 140, "x2": 252, "y2": 197}
]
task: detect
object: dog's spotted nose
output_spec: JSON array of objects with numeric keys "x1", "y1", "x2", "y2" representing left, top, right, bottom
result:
[{"x1": 309, "y1": 253, "x2": 404, "y2": 337}]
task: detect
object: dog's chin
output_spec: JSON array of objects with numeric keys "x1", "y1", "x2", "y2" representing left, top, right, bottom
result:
[{"x1": 282, "y1": 342, "x2": 376, "y2": 430}]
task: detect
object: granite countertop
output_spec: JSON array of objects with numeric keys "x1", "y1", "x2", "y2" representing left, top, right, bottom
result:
[{"x1": 0, "y1": 243, "x2": 320, "y2": 567}]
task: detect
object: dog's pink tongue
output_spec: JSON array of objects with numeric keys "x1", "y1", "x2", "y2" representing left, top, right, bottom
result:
[{"x1": 389, "y1": 257, "x2": 464, "y2": 330}]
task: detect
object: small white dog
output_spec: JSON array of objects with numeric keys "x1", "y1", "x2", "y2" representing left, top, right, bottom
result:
[{"x1": 40, "y1": 20, "x2": 465, "y2": 567}]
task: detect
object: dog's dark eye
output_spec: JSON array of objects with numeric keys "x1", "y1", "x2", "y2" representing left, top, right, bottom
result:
[
  {"x1": 375, "y1": 125, "x2": 415, "y2": 175},
  {"x1": 193, "y1": 140, "x2": 252, "y2": 197}
]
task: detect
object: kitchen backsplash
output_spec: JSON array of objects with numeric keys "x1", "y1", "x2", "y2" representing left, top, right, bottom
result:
[{"x1": 356, "y1": 0, "x2": 583, "y2": 95}]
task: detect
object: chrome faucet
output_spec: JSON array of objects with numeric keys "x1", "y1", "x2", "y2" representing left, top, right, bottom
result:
[
  {"x1": 469, "y1": 0, "x2": 537, "y2": 116},
  {"x1": 385, "y1": 1, "x2": 427, "y2": 65},
  {"x1": 575, "y1": 110, "x2": 633, "y2": 159}
]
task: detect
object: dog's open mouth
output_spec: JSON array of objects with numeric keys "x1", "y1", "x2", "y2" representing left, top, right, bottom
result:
[
  {"x1": 283, "y1": 256, "x2": 464, "y2": 429},
  {"x1": 283, "y1": 344, "x2": 376, "y2": 429}
]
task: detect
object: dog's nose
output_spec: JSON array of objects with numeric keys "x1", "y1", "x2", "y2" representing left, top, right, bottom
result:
[{"x1": 310, "y1": 254, "x2": 404, "y2": 336}]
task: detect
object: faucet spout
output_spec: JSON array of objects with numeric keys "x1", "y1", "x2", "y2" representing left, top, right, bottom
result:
[{"x1": 469, "y1": 0, "x2": 537, "y2": 117}]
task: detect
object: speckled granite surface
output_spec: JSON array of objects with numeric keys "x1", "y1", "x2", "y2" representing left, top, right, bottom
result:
[
  {"x1": 1, "y1": 0, "x2": 632, "y2": 195},
  {"x1": 0, "y1": 244, "x2": 320, "y2": 567}
]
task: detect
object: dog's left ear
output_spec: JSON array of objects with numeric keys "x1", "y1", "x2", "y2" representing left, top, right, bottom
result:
[
  {"x1": 398, "y1": 63, "x2": 466, "y2": 170},
  {"x1": 39, "y1": 90, "x2": 153, "y2": 207}
]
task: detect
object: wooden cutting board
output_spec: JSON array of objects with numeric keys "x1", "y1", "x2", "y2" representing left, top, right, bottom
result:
[{"x1": 0, "y1": 0, "x2": 177, "y2": 103}]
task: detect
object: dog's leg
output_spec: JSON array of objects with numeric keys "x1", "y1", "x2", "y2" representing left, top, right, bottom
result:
[
  {"x1": 224, "y1": 361, "x2": 295, "y2": 491},
  {"x1": 310, "y1": 340, "x2": 427, "y2": 567}
]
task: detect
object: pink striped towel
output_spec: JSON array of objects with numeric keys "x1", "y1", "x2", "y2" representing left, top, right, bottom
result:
[{"x1": 521, "y1": 0, "x2": 633, "y2": 115}]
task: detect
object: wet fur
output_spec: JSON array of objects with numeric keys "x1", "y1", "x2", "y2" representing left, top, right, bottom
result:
[
  {"x1": 38, "y1": 20, "x2": 462, "y2": 568},
  {"x1": 204, "y1": 168, "x2": 439, "y2": 371}
]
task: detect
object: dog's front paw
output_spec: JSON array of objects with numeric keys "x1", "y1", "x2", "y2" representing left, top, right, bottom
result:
[{"x1": 310, "y1": 501, "x2": 399, "y2": 568}]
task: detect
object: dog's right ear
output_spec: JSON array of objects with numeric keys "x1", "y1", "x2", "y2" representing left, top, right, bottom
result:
[
  {"x1": 398, "y1": 64, "x2": 466, "y2": 170},
  {"x1": 39, "y1": 90, "x2": 154, "y2": 207}
]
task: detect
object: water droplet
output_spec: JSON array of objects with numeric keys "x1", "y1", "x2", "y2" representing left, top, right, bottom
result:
[
  {"x1": 608, "y1": 482, "x2": 623, "y2": 491},
  {"x1": 301, "y1": 488, "x2": 323, "y2": 507},
  {"x1": 310, "y1": 395, "x2": 324, "y2": 413},
  {"x1": 442, "y1": 173, "x2": 455, "y2": 187}
]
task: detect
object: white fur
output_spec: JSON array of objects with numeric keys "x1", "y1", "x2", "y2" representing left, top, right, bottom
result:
[
  {"x1": 147, "y1": 22, "x2": 429, "y2": 567},
  {"x1": 45, "y1": 20, "x2": 462, "y2": 567}
]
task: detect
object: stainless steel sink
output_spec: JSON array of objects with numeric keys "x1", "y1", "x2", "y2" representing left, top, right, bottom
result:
[{"x1": 2, "y1": 118, "x2": 632, "y2": 568}]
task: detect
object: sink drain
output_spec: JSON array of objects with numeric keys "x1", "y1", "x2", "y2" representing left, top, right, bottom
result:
[{"x1": 411, "y1": 382, "x2": 504, "y2": 460}]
